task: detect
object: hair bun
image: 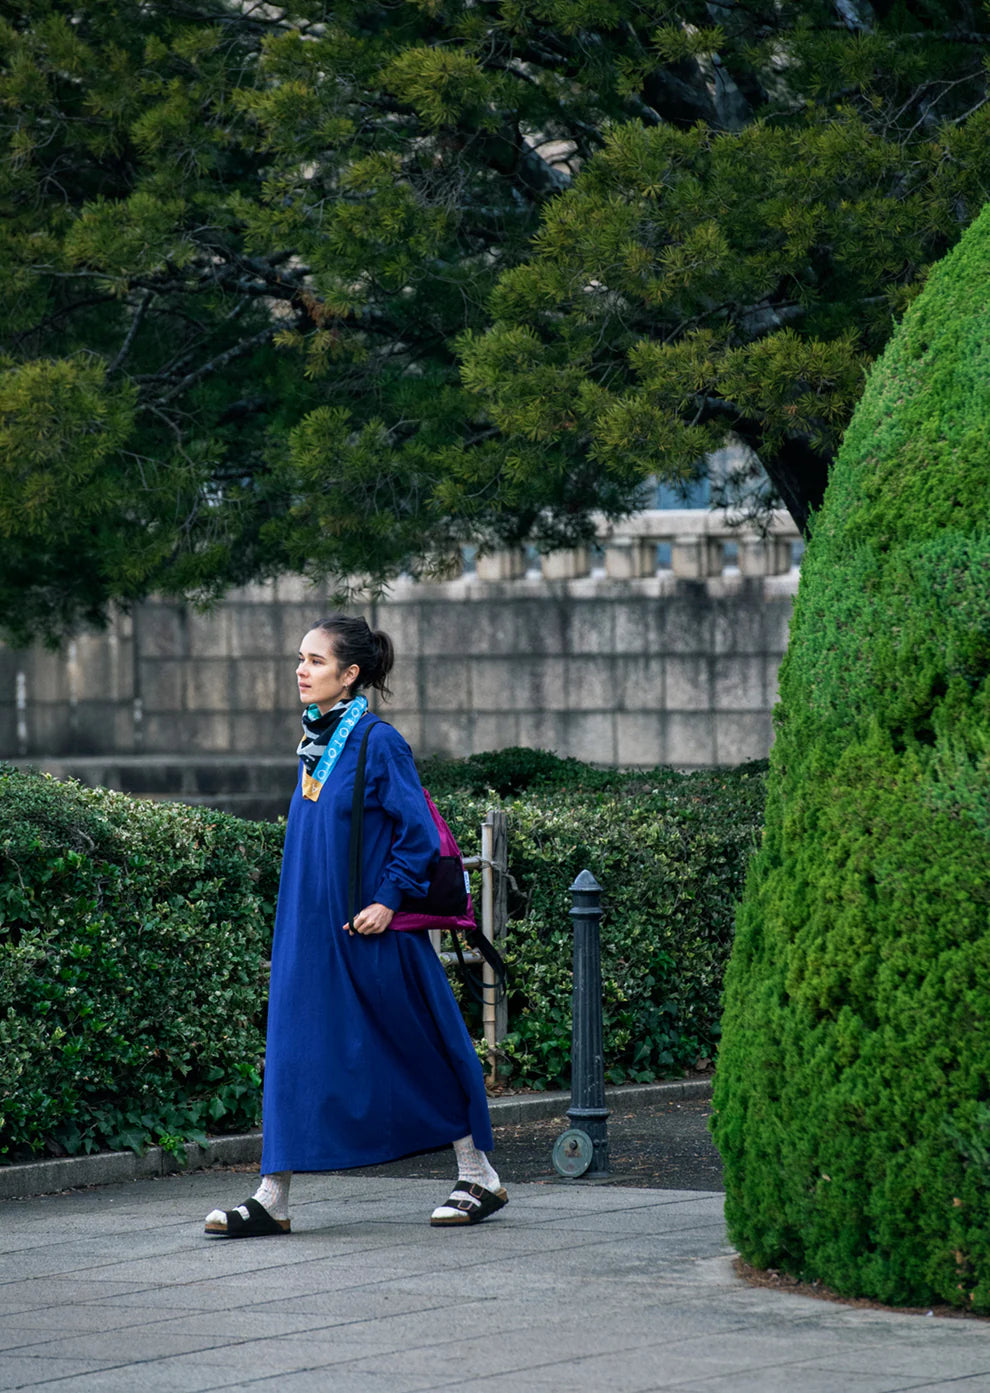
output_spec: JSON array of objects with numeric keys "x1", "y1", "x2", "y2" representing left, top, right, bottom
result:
[{"x1": 315, "y1": 615, "x2": 394, "y2": 702}]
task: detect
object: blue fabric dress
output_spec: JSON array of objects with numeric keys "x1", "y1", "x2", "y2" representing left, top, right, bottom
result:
[{"x1": 260, "y1": 714, "x2": 494, "y2": 1173}]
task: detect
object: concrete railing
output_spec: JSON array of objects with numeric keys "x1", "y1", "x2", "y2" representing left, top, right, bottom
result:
[
  {"x1": 1, "y1": 507, "x2": 804, "y2": 779},
  {"x1": 465, "y1": 509, "x2": 800, "y2": 582}
]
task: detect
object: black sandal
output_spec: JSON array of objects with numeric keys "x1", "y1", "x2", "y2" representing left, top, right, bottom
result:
[
  {"x1": 430, "y1": 1181, "x2": 509, "y2": 1227},
  {"x1": 204, "y1": 1197, "x2": 291, "y2": 1238}
]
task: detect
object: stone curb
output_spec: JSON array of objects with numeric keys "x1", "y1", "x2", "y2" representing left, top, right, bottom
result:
[
  {"x1": 0, "y1": 1077, "x2": 712, "y2": 1201},
  {"x1": 486, "y1": 1076, "x2": 712, "y2": 1126}
]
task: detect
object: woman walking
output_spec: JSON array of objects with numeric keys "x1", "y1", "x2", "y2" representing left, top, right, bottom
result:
[{"x1": 204, "y1": 615, "x2": 506, "y2": 1237}]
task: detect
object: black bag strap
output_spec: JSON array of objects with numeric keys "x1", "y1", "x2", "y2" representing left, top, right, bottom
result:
[
  {"x1": 347, "y1": 720, "x2": 373, "y2": 933},
  {"x1": 450, "y1": 927, "x2": 508, "y2": 1003}
]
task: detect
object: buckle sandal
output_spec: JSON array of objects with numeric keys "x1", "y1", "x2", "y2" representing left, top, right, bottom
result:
[
  {"x1": 430, "y1": 1180, "x2": 509, "y2": 1227},
  {"x1": 204, "y1": 1197, "x2": 291, "y2": 1239}
]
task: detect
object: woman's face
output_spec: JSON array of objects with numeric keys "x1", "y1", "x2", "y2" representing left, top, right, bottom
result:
[{"x1": 296, "y1": 629, "x2": 360, "y2": 714}]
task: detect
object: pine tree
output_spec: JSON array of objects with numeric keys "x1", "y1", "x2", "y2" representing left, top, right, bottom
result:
[
  {"x1": 461, "y1": 2, "x2": 990, "y2": 532},
  {"x1": 3, "y1": 2, "x2": 989, "y2": 640}
]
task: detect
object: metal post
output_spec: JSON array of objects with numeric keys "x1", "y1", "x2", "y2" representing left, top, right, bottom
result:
[
  {"x1": 480, "y1": 814, "x2": 497, "y2": 1073},
  {"x1": 437, "y1": 810, "x2": 509, "y2": 1079},
  {"x1": 490, "y1": 813, "x2": 506, "y2": 1047},
  {"x1": 567, "y1": 869, "x2": 610, "y2": 1176},
  {"x1": 482, "y1": 810, "x2": 509, "y2": 1080}
]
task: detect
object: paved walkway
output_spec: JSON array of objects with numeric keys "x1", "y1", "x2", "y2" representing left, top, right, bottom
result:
[{"x1": 2, "y1": 1171, "x2": 988, "y2": 1393}]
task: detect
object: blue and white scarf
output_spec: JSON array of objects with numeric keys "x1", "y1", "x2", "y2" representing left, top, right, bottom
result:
[{"x1": 298, "y1": 694, "x2": 368, "y2": 802}]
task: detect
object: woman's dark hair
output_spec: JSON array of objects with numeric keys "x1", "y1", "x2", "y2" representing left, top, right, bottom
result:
[{"x1": 316, "y1": 614, "x2": 394, "y2": 701}]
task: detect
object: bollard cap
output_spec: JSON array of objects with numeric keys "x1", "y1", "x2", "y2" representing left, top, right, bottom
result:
[{"x1": 569, "y1": 869, "x2": 602, "y2": 894}]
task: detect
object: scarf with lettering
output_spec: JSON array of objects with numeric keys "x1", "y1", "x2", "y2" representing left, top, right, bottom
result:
[{"x1": 296, "y1": 699, "x2": 350, "y2": 774}]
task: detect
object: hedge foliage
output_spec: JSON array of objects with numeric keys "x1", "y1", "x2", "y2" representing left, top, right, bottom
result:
[
  {"x1": 2, "y1": 749, "x2": 765, "y2": 1162},
  {"x1": 0, "y1": 765, "x2": 281, "y2": 1162},
  {"x1": 427, "y1": 750, "x2": 765, "y2": 1089},
  {"x1": 712, "y1": 205, "x2": 990, "y2": 1311}
]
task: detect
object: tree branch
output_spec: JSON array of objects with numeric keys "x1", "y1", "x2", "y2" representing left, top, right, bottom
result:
[
  {"x1": 107, "y1": 291, "x2": 154, "y2": 377},
  {"x1": 823, "y1": 26, "x2": 990, "y2": 43},
  {"x1": 953, "y1": 94, "x2": 990, "y2": 125},
  {"x1": 698, "y1": 401, "x2": 829, "y2": 535},
  {"x1": 156, "y1": 327, "x2": 272, "y2": 405},
  {"x1": 6, "y1": 295, "x2": 118, "y2": 348}
]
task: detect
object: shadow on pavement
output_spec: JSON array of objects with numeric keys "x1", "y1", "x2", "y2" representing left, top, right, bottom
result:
[{"x1": 328, "y1": 1097, "x2": 723, "y2": 1191}]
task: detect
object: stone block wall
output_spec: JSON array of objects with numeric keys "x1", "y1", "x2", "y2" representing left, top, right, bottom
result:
[
  {"x1": 1, "y1": 511, "x2": 801, "y2": 812},
  {"x1": 377, "y1": 574, "x2": 794, "y2": 767},
  {"x1": 2, "y1": 567, "x2": 797, "y2": 818}
]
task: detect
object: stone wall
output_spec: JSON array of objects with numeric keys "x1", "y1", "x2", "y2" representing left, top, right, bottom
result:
[
  {"x1": 1, "y1": 511, "x2": 799, "y2": 816},
  {"x1": 379, "y1": 572, "x2": 795, "y2": 767}
]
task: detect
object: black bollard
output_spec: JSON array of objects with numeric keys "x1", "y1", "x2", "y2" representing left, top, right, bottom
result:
[{"x1": 566, "y1": 869, "x2": 610, "y2": 1176}]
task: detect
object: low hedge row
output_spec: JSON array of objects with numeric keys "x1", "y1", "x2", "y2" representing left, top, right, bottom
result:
[
  {"x1": 1, "y1": 751, "x2": 765, "y2": 1162},
  {"x1": 0, "y1": 766, "x2": 281, "y2": 1162},
  {"x1": 429, "y1": 753, "x2": 766, "y2": 1089}
]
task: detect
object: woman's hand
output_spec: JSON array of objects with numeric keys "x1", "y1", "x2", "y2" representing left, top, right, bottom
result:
[{"x1": 344, "y1": 902, "x2": 395, "y2": 936}]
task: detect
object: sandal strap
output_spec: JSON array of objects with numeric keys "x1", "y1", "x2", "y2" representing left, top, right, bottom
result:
[
  {"x1": 225, "y1": 1197, "x2": 286, "y2": 1236},
  {"x1": 447, "y1": 1181, "x2": 488, "y2": 1212},
  {"x1": 430, "y1": 1181, "x2": 508, "y2": 1227},
  {"x1": 442, "y1": 1180, "x2": 508, "y2": 1220}
]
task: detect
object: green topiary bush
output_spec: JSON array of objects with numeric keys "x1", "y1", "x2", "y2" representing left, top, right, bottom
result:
[
  {"x1": 712, "y1": 205, "x2": 990, "y2": 1311},
  {"x1": 0, "y1": 765, "x2": 281, "y2": 1161},
  {"x1": 435, "y1": 762, "x2": 766, "y2": 1089}
]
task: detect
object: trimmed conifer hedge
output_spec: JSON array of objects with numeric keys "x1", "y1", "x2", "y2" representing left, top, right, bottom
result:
[{"x1": 712, "y1": 205, "x2": 990, "y2": 1311}]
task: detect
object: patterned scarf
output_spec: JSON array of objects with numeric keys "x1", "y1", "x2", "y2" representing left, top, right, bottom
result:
[{"x1": 296, "y1": 699, "x2": 350, "y2": 774}]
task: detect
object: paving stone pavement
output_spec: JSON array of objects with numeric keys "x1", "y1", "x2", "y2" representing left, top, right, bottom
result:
[{"x1": 2, "y1": 1171, "x2": 989, "y2": 1393}]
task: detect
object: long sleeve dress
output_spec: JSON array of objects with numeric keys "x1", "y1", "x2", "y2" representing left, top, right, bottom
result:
[{"x1": 260, "y1": 714, "x2": 494, "y2": 1174}]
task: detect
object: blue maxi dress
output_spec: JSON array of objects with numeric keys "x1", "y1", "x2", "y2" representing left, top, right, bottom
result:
[{"x1": 260, "y1": 715, "x2": 494, "y2": 1173}]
